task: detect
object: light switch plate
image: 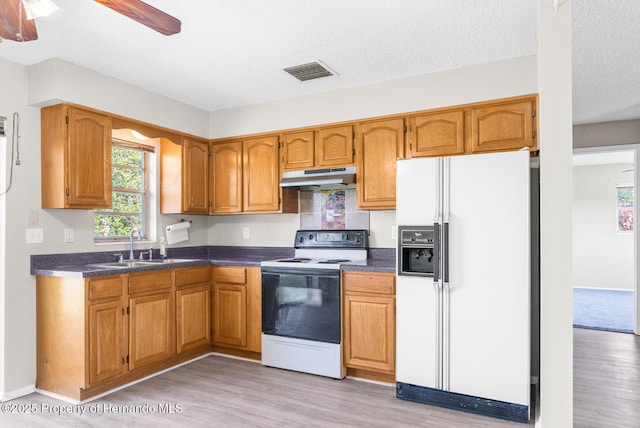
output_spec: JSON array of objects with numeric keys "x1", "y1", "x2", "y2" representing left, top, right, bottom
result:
[{"x1": 26, "y1": 228, "x2": 44, "y2": 244}]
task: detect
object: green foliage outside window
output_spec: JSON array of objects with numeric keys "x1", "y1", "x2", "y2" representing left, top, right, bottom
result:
[
  {"x1": 94, "y1": 143, "x2": 148, "y2": 240},
  {"x1": 616, "y1": 185, "x2": 634, "y2": 233}
]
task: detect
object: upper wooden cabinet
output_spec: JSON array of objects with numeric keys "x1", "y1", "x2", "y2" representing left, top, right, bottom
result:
[
  {"x1": 210, "y1": 136, "x2": 298, "y2": 214},
  {"x1": 315, "y1": 125, "x2": 354, "y2": 167},
  {"x1": 41, "y1": 104, "x2": 112, "y2": 209},
  {"x1": 280, "y1": 131, "x2": 315, "y2": 170},
  {"x1": 355, "y1": 118, "x2": 405, "y2": 210},
  {"x1": 407, "y1": 110, "x2": 465, "y2": 158},
  {"x1": 244, "y1": 136, "x2": 280, "y2": 212},
  {"x1": 183, "y1": 138, "x2": 210, "y2": 213},
  {"x1": 160, "y1": 136, "x2": 209, "y2": 214},
  {"x1": 210, "y1": 141, "x2": 243, "y2": 214},
  {"x1": 280, "y1": 126, "x2": 354, "y2": 171},
  {"x1": 243, "y1": 136, "x2": 298, "y2": 213},
  {"x1": 470, "y1": 99, "x2": 536, "y2": 153}
]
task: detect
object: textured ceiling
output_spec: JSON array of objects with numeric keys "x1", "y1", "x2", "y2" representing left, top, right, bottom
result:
[{"x1": 0, "y1": 1, "x2": 638, "y2": 125}]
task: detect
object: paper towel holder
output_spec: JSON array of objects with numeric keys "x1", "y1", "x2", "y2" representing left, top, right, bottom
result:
[{"x1": 179, "y1": 219, "x2": 192, "y2": 224}]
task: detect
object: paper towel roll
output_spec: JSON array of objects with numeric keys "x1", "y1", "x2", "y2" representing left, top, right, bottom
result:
[{"x1": 166, "y1": 221, "x2": 191, "y2": 245}]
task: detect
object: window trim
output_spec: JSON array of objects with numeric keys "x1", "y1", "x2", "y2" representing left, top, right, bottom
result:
[{"x1": 616, "y1": 184, "x2": 634, "y2": 234}]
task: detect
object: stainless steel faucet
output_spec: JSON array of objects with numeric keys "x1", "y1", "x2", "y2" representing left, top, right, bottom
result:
[{"x1": 129, "y1": 227, "x2": 141, "y2": 261}]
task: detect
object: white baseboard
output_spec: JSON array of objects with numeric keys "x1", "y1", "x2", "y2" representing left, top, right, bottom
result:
[
  {"x1": 573, "y1": 286, "x2": 634, "y2": 292},
  {"x1": 1, "y1": 384, "x2": 36, "y2": 402}
]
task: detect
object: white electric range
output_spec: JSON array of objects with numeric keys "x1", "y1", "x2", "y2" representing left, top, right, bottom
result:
[{"x1": 260, "y1": 230, "x2": 369, "y2": 378}]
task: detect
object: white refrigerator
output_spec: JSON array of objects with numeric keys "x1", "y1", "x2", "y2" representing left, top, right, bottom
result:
[{"x1": 395, "y1": 149, "x2": 531, "y2": 422}]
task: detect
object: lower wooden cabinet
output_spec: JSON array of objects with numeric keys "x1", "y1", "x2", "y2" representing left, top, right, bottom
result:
[
  {"x1": 343, "y1": 271, "x2": 396, "y2": 379},
  {"x1": 88, "y1": 298, "x2": 125, "y2": 386},
  {"x1": 176, "y1": 266, "x2": 212, "y2": 353},
  {"x1": 176, "y1": 284, "x2": 211, "y2": 353},
  {"x1": 212, "y1": 265, "x2": 261, "y2": 354},
  {"x1": 128, "y1": 292, "x2": 173, "y2": 370},
  {"x1": 36, "y1": 265, "x2": 213, "y2": 401}
]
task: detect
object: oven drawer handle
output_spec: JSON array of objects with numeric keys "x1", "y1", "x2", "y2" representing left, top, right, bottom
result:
[{"x1": 266, "y1": 337, "x2": 337, "y2": 350}]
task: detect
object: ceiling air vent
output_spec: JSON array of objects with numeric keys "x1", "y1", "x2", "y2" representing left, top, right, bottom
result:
[{"x1": 284, "y1": 61, "x2": 334, "y2": 82}]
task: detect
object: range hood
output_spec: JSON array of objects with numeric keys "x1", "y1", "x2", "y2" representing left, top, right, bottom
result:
[{"x1": 280, "y1": 166, "x2": 356, "y2": 191}]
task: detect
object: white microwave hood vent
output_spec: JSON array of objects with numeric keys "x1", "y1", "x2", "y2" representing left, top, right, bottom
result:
[{"x1": 280, "y1": 166, "x2": 356, "y2": 191}]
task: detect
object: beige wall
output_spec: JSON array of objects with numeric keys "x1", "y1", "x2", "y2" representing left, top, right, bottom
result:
[
  {"x1": 573, "y1": 163, "x2": 634, "y2": 289},
  {"x1": 574, "y1": 119, "x2": 640, "y2": 149}
]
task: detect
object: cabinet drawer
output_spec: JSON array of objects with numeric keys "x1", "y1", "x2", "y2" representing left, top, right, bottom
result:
[
  {"x1": 213, "y1": 266, "x2": 247, "y2": 284},
  {"x1": 88, "y1": 276, "x2": 123, "y2": 301},
  {"x1": 343, "y1": 272, "x2": 395, "y2": 295},
  {"x1": 128, "y1": 270, "x2": 173, "y2": 295},
  {"x1": 176, "y1": 265, "x2": 211, "y2": 286}
]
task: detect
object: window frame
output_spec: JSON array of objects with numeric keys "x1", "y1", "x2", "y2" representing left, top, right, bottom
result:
[
  {"x1": 93, "y1": 139, "x2": 154, "y2": 243},
  {"x1": 616, "y1": 184, "x2": 634, "y2": 234}
]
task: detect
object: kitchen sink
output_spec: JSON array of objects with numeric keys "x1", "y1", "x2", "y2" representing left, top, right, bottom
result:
[
  {"x1": 86, "y1": 261, "x2": 149, "y2": 269},
  {"x1": 86, "y1": 259, "x2": 201, "y2": 269},
  {"x1": 138, "y1": 258, "x2": 201, "y2": 264}
]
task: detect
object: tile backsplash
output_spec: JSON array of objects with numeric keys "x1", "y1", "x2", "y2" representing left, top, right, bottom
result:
[{"x1": 300, "y1": 189, "x2": 370, "y2": 230}]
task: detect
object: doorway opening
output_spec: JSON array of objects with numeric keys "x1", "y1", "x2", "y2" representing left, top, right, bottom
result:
[{"x1": 572, "y1": 149, "x2": 635, "y2": 333}]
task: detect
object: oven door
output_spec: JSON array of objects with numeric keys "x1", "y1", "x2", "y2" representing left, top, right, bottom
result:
[{"x1": 261, "y1": 267, "x2": 341, "y2": 344}]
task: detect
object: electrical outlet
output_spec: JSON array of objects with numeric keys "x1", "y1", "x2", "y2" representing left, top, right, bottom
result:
[
  {"x1": 242, "y1": 227, "x2": 250, "y2": 239},
  {"x1": 391, "y1": 225, "x2": 398, "y2": 240},
  {"x1": 64, "y1": 228, "x2": 74, "y2": 243},
  {"x1": 27, "y1": 209, "x2": 39, "y2": 226}
]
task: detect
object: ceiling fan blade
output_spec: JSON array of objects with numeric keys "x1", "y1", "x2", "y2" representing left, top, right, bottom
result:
[
  {"x1": 94, "y1": 0, "x2": 181, "y2": 35},
  {"x1": 0, "y1": 0, "x2": 39, "y2": 42}
]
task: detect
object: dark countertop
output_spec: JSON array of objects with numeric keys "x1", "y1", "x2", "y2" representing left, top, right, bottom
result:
[{"x1": 31, "y1": 246, "x2": 396, "y2": 278}]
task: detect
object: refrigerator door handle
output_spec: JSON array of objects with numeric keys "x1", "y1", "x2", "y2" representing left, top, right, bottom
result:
[
  {"x1": 442, "y1": 265, "x2": 450, "y2": 391},
  {"x1": 443, "y1": 222, "x2": 450, "y2": 285},
  {"x1": 434, "y1": 278, "x2": 443, "y2": 390},
  {"x1": 433, "y1": 223, "x2": 441, "y2": 282}
]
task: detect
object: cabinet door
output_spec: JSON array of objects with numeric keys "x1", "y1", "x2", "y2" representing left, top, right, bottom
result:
[
  {"x1": 88, "y1": 300, "x2": 125, "y2": 386},
  {"x1": 355, "y1": 118, "x2": 405, "y2": 209},
  {"x1": 176, "y1": 284, "x2": 211, "y2": 353},
  {"x1": 182, "y1": 137, "x2": 209, "y2": 213},
  {"x1": 67, "y1": 107, "x2": 112, "y2": 208},
  {"x1": 129, "y1": 293, "x2": 172, "y2": 370},
  {"x1": 210, "y1": 141, "x2": 243, "y2": 213},
  {"x1": 213, "y1": 283, "x2": 247, "y2": 348},
  {"x1": 344, "y1": 294, "x2": 395, "y2": 374},
  {"x1": 315, "y1": 125, "x2": 354, "y2": 167},
  {"x1": 408, "y1": 110, "x2": 465, "y2": 157},
  {"x1": 281, "y1": 131, "x2": 314, "y2": 170},
  {"x1": 243, "y1": 136, "x2": 280, "y2": 212},
  {"x1": 470, "y1": 99, "x2": 535, "y2": 153},
  {"x1": 245, "y1": 267, "x2": 262, "y2": 353}
]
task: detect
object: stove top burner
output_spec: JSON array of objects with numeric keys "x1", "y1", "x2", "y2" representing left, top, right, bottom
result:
[
  {"x1": 318, "y1": 259, "x2": 351, "y2": 264},
  {"x1": 278, "y1": 257, "x2": 311, "y2": 263}
]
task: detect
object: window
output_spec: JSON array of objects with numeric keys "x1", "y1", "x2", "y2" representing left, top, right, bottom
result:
[
  {"x1": 616, "y1": 185, "x2": 634, "y2": 233},
  {"x1": 94, "y1": 140, "x2": 153, "y2": 241}
]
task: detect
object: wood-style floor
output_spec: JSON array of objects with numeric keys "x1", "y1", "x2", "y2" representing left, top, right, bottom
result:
[
  {"x1": 573, "y1": 328, "x2": 640, "y2": 428},
  {"x1": 0, "y1": 328, "x2": 636, "y2": 427}
]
